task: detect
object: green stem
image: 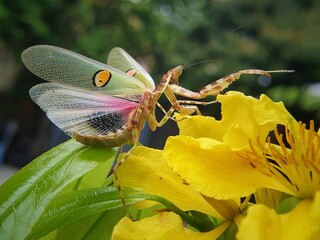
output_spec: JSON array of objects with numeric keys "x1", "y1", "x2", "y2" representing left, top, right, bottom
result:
[{"x1": 146, "y1": 195, "x2": 214, "y2": 232}]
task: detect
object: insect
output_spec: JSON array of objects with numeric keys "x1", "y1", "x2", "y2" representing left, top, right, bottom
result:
[
  {"x1": 22, "y1": 45, "x2": 293, "y2": 148},
  {"x1": 22, "y1": 45, "x2": 293, "y2": 209}
]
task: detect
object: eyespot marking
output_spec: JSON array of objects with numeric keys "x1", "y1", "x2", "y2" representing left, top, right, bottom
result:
[
  {"x1": 126, "y1": 68, "x2": 137, "y2": 77},
  {"x1": 93, "y1": 70, "x2": 112, "y2": 87}
]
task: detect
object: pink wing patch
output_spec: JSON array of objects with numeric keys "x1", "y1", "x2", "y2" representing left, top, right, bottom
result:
[{"x1": 30, "y1": 83, "x2": 139, "y2": 136}]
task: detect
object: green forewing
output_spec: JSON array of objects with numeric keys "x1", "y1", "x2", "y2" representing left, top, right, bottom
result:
[
  {"x1": 22, "y1": 45, "x2": 148, "y2": 96},
  {"x1": 107, "y1": 47, "x2": 155, "y2": 91}
]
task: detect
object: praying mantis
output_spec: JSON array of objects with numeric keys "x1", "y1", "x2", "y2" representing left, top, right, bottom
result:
[{"x1": 22, "y1": 45, "x2": 293, "y2": 209}]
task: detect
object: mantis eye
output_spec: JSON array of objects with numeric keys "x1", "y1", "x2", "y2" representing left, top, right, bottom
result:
[{"x1": 93, "y1": 70, "x2": 112, "y2": 87}]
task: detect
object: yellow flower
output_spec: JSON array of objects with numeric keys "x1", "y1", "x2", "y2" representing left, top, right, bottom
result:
[
  {"x1": 237, "y1": 192, "x2": 320, "y2": 240},
  {"x1": 115, "y1": 146, "x2": 233, "y2": 239},
  {"x1": 236, "y1": 115, "x2": 320, "y2": 239},
  {"x1": 113, "y1": 212, "x2": 230, "y2": 240},
  {"x1": 165, "y1": 91, "x2": 300, "y2": 199},
  {"x1": 176, "y1": 91, "x2": 296, "y2": 149},
  {"x1": 116, "y1": 147, "x2": 221, "y2": 219},
  {"x1": 254, "y1": 188, "x2": 284, "y2": 209},
  {"x1": 245, "y1": 120, "x2": 320, "y2": 199},
  {"x1": 113, "y1": 91, "x2": 319, "y2": 239}
]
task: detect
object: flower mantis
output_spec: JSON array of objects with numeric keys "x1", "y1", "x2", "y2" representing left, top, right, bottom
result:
[{"x1": 22, "y1": 45, "x2": 293, "y2": 209}]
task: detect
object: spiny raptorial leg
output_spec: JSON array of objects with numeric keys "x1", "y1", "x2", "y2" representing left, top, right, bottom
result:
[{"x1": 168, "y1": 69, "x2": 294, "y2": 99}]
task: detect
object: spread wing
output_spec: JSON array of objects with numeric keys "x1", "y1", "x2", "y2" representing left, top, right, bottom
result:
[
  {"x1": 107, "y1": 47, "x2": 155, "y2": 91},
  {"x1": 22, "y1": 45, "x2": 151, "y2": 96},
  {"x1": 30, "y1": 83, "x2": 138, "y2": 137}
]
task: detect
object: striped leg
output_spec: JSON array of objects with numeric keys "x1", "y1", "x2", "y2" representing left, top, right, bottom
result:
[
  {"x1": 168, "y1": 69, "x2": 294, "y2": 99},
  {"x1": 155, "y1": 99, "x2": 217, "y2": 126},
  {"x1": 113, "y1": 143, "x2": 138, "y2": 219}
]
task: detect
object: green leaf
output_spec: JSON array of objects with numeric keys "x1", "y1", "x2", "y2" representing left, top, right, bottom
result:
[
  {"x1": 28, "y1": 187, "x2": 145, "y2": 240},
  {"x1": 0, "y1": 140, "x2": 116, "y2": 240},
  {"x1": 56, "y1": 207, "x2": 126, "y2": 240},
  {"x1": 218, "y1": 220, "x2": 237, "y2": 240},
  {"x1": 59, "y1": 152, "x2": 115, "y2": 194},
  {"x1": 276, "y1": 196, "x2": 302, "y2": 214}
]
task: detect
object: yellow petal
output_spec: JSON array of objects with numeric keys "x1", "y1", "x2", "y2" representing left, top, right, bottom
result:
[
  {"x1": 117, "y1": 146, "x2": 222, "y2": 218},
  {"x1": 252, "y1": 94, "x2": 295, "y2": 126},
  {"x1": 112, "y1": 212, "x2": 230, "y2": 240},
  {"x1": 175, "y1": 92, "x2": 297, "y2": 150},
  {"x1": 175, "y1": 114, "x2": 225, "y2": 141},
  {"x1": 217, "y1": 91, "x2": 296, "y2": 148},
  {"x1": 237, "y1": 191, "x2": 320, "y2": 240},
  {"x1": 164, "y1": 136, "x2": 289, "y2": 199}
]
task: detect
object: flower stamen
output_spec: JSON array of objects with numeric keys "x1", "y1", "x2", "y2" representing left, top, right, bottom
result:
[{"x1": 244, "y1": 121, "x2": 319, "y2": 198}]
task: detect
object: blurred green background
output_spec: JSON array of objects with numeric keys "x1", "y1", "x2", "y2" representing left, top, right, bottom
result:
[{"x1": 0, "y1": 0, "x2": 319, "y2": 167}]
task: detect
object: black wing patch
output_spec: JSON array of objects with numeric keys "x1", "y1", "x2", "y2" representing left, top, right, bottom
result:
[{"x1": 87, "y1": 111, "x2": 127, "y2": 135}]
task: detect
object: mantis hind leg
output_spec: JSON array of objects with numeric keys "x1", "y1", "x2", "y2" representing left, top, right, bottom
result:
[{"x1": 112, "y1": 143, "x2": 138, "y2": 219}]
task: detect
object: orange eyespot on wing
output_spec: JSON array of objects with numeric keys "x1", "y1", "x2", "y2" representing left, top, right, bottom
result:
[
  {"x1": 126, "y1": 68, "x2": 137, "y2": 77},
  {"x1": 93, "y1": 70, "x2": 112, "y2": 87}
]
